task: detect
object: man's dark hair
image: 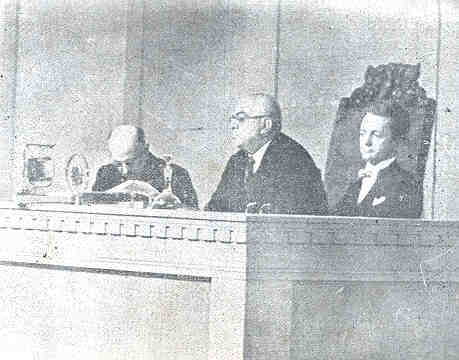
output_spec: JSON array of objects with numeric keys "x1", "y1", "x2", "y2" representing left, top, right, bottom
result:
[{"x1": 363, "y1": 101, "x2": 410, "y2": 141}]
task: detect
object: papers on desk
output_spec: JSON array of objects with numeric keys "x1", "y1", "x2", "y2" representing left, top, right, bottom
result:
[
  {"x1": 78, "y1": 181, "x2": 158, "y2": 206},
  {"x1": 106, "y1": 180, "x2": 160, "y2": 198},
  {"x1": 15, "y1": 192, "x2": 75, "y2": 206}
]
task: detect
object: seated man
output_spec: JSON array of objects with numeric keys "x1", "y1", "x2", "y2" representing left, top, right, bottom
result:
[
  {"x1": 92, "y1": 125, "x2": 198, "y2": 209},
  {"x1": 333, "y1": 101, "x2": 422, "y2": 218},
  {"x1": 205, "y1": 93, "x2": 328, "y2": 215}
]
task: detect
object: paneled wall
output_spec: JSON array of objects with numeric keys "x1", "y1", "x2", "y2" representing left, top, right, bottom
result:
[
  {"x1": 1, "y1": 0, "x2": 458, "y2": 219},
  {"x1": 140, "y1": 0, "x2": 278, "y2": 207},
  {"x1": 429, "y1": 0, "x2": 459, "y2": 219},
  {"x1": 278, "y1": 0, "x2": 438, "y2": 186},
  {"x1": 12, "y1": 0, "x2": 130, "y2": 194},
  {"x1": 0, "y1": 1, "x2": 18, "y2": 199},
  {"x1": 138, "y1": 0, "x2": 457, "y2": 214}
]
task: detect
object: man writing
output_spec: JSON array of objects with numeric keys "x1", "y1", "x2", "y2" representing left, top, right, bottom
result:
[
  {"x1": 205, "y1": 93, "x2": 328, "y2": 215},
  {"x1": 92, "y1": 125, "x2": 198, "y2": 209},
  {"x1": 333, "y1": 101, "x2": 422, "y2": 218}
]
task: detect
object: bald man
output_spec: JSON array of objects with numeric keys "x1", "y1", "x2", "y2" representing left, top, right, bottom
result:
[
  {"x1": 205, "y1": 93, "x2": 328, "y2": 215},
  {"x1": 92, "y1": 125, "x2": 198, "y2": 209}
]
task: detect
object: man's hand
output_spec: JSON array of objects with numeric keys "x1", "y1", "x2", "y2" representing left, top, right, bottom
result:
[
  {"x1": 258, "y1": 203, "x2": 272, "y2": 214},
  {"x1": 245, "y1": 202, "x2": 258, "y2": 214}
]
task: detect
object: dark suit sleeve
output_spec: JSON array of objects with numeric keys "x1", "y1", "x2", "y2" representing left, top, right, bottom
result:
[
  {"x1": 332, "y1": 182, "x2": 359, "y2": 216},
  {"x1": 303, "y1": 167, "x2": 329, "y2": 215},
  {"x1": 275, "y1": 158, "x2": 328, "y2": 215},
  {"x1": 92, "y1": 166, "x2": 118, "y2": 192},
  {"x1": 388, "y1": 178, "x2": 423, "y2": 218},
  {"x1": 205, "y1": 158, "x2": 234, "y2": 212},
  {"x1": 173, "y1": 167, "x2": 199, "y2": 209}
]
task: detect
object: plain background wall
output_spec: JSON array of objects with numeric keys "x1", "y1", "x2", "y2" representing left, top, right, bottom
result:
[
  {"x1": 1, "y1": 0, "x2": 458, "y2": 219},
  {"x1": 12, "y1": 0, "x2": 129, "y2": 193},
  {"x1": 0, "y1": 0, "x2": 18, "y2": 199},
  {"x1": 278, "y1": 0, "x2": 438, "y2": 174},
  {"x1": 429, "y1": 0, "x2": 459, "y2": 220},
  {"x1": 140, "y1": 0, "x2": 277, "y2": 208}
]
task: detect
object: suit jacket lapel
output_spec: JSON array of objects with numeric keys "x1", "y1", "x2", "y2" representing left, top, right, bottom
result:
[
  {"x1": 374, "y1": 161, "x2": 399, "y2": 190},
  {"x1": 350, "y1": 179, "x2": 363, "y2": 204},
  {"x1": 244, "y1": 136, "x2": 282, "y2": 204},
  {"x1": 358, "y1": 161, "x2": 399, "y2": 212},
  {"x1": 141, "y1": 153, "x2": 165, "y2": 191},
  {"x1": 253, "y1": 134, "x2": 282, "y2": 179}
]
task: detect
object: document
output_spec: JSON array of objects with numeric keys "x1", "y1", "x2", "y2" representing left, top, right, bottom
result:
[{"x1": 106, "y1": 180, "x2": 160, "y2": 198}]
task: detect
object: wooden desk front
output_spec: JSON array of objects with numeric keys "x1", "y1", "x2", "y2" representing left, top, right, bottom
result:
[{"x1": 0, "y1": 204, "x2": 457, "y2": 359}]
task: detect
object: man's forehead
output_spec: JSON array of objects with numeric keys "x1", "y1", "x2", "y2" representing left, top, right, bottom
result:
[
  {"x1": 234, "y1": 96, "x2": 270, "y2": 116},
  {"x1": 110, "y1": 146, "x2": 138, "y2": 162},
  {"x1": 109, "y1": 126, "x2": 139, "y2": 161},
  {"x1": 361, "y1": 113, "x2": 391, "y2": 130}
]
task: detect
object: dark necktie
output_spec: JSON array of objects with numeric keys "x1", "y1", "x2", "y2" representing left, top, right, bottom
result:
[{"x1": 244, "y1": 154, "x2": 255, "y2": 186}]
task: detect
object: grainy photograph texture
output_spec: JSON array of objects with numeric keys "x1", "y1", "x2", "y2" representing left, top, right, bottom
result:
[{"x1": 0, "y1": 0, "x2": 458, "y2": 359}]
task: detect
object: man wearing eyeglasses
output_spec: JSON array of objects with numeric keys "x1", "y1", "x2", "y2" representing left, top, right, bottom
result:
[
  {"x1": 92, "y1": 124, "x2": 198, "y2": 209},
  {"x1": 205, "y1": 93, "x2": 328, "y2": 215}
]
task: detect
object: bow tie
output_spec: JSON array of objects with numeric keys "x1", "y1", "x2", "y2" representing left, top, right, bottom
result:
[{"x1": 358, "y1": 168, "x2": 376, "y2": 179}]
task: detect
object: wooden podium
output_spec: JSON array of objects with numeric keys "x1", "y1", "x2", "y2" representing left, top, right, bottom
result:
[{"x1": 0, "y1": 203, "x2": 458, "y2": 359}]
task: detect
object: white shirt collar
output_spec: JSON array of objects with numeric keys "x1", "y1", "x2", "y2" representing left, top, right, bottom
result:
[
  {"x1": 249, "y1": 140, "x2": 272, "y2": 173},
  {"x1": 357, "y1": 156, "x2": 396, "y2": 204},
  {"x1": 363, "y1": 156, "x2": 396, "y2": 174}
]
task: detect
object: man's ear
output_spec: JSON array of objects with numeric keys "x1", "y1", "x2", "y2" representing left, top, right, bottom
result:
[{"x1": 260, "y1": 118, "x2": 272, "y2": 135}]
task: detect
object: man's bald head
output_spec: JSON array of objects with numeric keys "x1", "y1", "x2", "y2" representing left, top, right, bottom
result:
[
  {"x1": 107, "y1": 125, "x2": 149, "y2": 178},
  {"x1": 108, "y1": 125, "x2": 146, "y2": 162},
  {"x1": 235, "y1": 93, "x2": 282, "y2": 132},
  {"x1": 230, "y1": 93, "x2": 282, "y2": 153}
]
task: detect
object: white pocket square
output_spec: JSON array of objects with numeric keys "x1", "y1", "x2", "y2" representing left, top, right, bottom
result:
[{"x1": 372, "y1": 196, "x2": 386, "y2": 206}]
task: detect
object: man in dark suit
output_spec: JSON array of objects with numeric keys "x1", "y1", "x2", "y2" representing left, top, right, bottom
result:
[
  {"x1": 205, "y1": 93, "x2": 328, "y2": 215},
  {"x1": 333, "y1": 101, "x2": 422, "y2": 218},
  {"x1": 92, "y1": 125, "x2": 198, "y2": 209}
]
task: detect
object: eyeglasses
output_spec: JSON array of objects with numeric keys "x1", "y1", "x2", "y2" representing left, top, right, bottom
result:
[{"x1": 229, "y1": 112, "x2": 272, "y2": 123}]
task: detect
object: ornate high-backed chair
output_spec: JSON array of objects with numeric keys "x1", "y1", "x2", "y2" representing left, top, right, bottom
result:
[{"x1": 325, "y1": 63, "x2": 436, "y2": 210}]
